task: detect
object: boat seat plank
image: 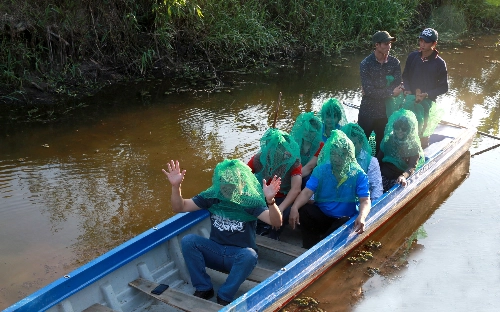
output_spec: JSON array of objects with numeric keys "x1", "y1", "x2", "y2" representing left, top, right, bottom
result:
[
  {"x1": 129, "y1": 278, "x2": 222, "y2": 312},
  {"x1": 245, "y1": 266, "x2": 274, "y2": 282},
  {"x1": 82, "y1": 303, "x2": 118, "y2": 312},
  {"x1": 256, "y1": 235, "x2": 306, "y2": 258}
]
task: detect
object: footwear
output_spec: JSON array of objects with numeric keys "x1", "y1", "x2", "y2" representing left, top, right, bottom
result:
[
  {"x1": 217, "y1": 295, "x2": 231, "y2": 306},
  {"x1": 193, "y1": 288, "x2": 214, "y2": 300}
]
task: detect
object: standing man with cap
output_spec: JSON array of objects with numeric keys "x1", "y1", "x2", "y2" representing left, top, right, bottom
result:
[
  {"x1": 402, "y1": 28, "x2": 448, "y2": 147},
  {"x1": 359, "y1": 31, "x2": 403, "y2": 155}
]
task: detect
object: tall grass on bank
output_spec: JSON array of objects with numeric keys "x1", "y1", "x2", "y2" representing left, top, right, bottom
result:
[{"x1": 1, "y1": 0, "x2": 500, "y2": 103}]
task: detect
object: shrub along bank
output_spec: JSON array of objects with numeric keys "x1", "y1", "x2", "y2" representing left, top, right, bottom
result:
[{"x1": 1, "y1": 0, "x2": 499, "y2": 121}]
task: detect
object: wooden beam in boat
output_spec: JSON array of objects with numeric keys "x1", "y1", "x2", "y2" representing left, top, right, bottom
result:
[
  {"x1": 129, "y1": 278, "x2": 222, "y2": 312},
  {"x1": 256, "y1": 235, "x2": 306, "y2": 258},
  {"x1": 245, "y1": 266, "x2": 274, "y2": 282},
  {"x1": 82, "y1": 303, "x2": 118, "y2": 312}
]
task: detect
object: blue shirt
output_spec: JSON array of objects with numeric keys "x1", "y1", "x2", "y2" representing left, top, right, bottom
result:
[
  {"x1": 192, "y1": 195, "x2": 266, "y2": 250},
  {"x1": 306, "y1": 164, "x2": 370, "y2": 218}
]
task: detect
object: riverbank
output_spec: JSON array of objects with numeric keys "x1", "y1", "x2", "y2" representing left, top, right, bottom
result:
[{"x1": 1, "y1": 0, "x2": 499, "y2": 123}]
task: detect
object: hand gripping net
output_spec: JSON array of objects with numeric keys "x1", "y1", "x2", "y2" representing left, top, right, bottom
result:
[
  {"x1": 199, "y1": 159, "x2": 267, "y2": 222},
  {"x1": 253, "y1": 128, "x2": 301, "y2": 194},
  {"x1": 313, "y1": 130, "x2": 363, "y2": 203},
  {"x1": 341, "y1": 123, "x2": 373, "y2": 173},
  {"x1": 380, "y1": 109, "x2": 425, "y2": 172},
  {"x1": 290, "y1": 112, "x2": 322, "y2": 166},
  {"x1": 319, "y1": 98, "x2": 348, "y2": 140}
]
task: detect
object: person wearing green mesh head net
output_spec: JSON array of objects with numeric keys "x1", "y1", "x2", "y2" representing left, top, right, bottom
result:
[
  {"x1": 162, "y1": 159, "x2": 282, "y2": 305},
  {"x1": 320, "y1": 98, "x2": 348, "y2": 142},
  {"x1": 341, "y1": 123, "x2": 383, "y2": 200},
  {"x1": 247, "y1": 128, "x2": 302, "y2": 240},
  {"x1": 377, "y1": 109, "x2": 425, "y2": 192},
  {"x1": 290, "y1": 112, "x2": 324, "y2": 188},
  {"x1": 288, "y1": 130, "x2": 371, "y2": 249}
]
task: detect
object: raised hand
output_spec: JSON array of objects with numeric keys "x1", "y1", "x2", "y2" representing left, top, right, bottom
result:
[
  {"x1": 162, "y1": 160, "x2": 186, "y2": 187},
  {"x1": 263, "y1": 175, "x2": 281, "y2": 201}
]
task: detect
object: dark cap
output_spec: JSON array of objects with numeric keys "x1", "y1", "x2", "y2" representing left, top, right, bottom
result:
[
  {"x1": 372, "y1": 31, "x2": 396, "y2": 44},
  {"x1": 419, "y1": 28, "x2": 438, "y2": 43}
]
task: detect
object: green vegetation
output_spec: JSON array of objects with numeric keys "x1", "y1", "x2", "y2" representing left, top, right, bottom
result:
[{"x1": 1, "y1": 0, "x2": 499, "y2": 110}]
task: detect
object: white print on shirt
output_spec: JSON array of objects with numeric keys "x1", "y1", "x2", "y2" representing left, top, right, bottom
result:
[{"x1": 211, "y1": 214, "x2": 245, "y2": 232}]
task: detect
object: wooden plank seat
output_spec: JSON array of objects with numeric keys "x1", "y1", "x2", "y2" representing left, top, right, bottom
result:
[
  {"x1": 256, "y1": 235, "x2": 307, "y2": 258},
  {"x1": 82, "y1": 303, "x2": 118, "y2": 312},
  {"x1": 129, "y1": 278, "x2": 223, "y2": 312},
  {"x1": 242, "y1": 265, "x2": 274, "y2": 283}
]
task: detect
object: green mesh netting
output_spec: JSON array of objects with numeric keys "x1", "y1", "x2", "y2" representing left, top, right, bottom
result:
[
  {"x1": 313, "y1": 130, "x2": 363, "y2": 203},
  {"x1": 381, "y1": 109, "x2": 425, "y2": 172},
  {"x1": 419, "y1": 98, "x2": 444, "y2": 137},
  {"x1": 253, "y1": 128, "x2": 301, "y2": 194},
  {"x1": 290, "y1": 112, "x2": 323, "y2": 166},
  {"x1": 402, "y1": 95, "x2": 444, "y2": 137},
  {"x1": 199, "y1": 159, "x2": 267, "y2": 222},
  {"x1": 319, "y1": 98, "x2": 348, "y2": 140},
  {"x1": 385, "y1": 93, "x2": 405, "y2": 119},
  {"x1": 341, "y1": 123, "x2": 373, "y2": 173}
]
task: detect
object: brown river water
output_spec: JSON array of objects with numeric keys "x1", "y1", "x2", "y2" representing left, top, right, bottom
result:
[{"x1": 1, "y1": 33, "x2": 499, "y2": 311}]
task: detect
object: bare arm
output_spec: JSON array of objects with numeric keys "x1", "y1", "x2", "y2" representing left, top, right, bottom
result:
[
  {"x1": 301, "y1": 156, "x2": 318, "y2": 177},
  {"x1": 162, "y1": 160, "x2": 201, "y2": 213},
  {"x1": 277, "y1": 175, "x2": 302, "y2": 213},
  {"x1": 288, "y1": 187, "x2": 314, "y2": 229},
  {"x1": 354, "y1": 197, "x2": 371, "y2": 234}
]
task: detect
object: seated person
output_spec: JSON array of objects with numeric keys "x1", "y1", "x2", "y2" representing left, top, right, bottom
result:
[
  {"x1": 341, "y1": 123, "x2": 383, "y2": 200},
  {"x1": 289, "y1": 130, "x2": 371, "y2": 249},
  {"x1": 290, "y1": 112, "x2": 324, "y2": 188},
  {"x1": 377, "y1": 109, "x2": 425, "y2": 192},
  {"x1": 247, "y1": 128, "x2": 302, "y2": 240},
  {"x1": 320, "y1": 98, "x2": 348, "y2": 142},
  {"x1": 162, "y1": 159, "x2": 282, "y2": 306}
]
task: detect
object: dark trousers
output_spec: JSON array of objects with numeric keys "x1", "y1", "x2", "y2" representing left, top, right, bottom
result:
[
  {"x1": 357, "y1": 115, "x2": 388, "y2": 156},
  {"x1": 298, "y1": 203, "x2": 350, "y2": 249},
  {"x1": 256, "y1": 197, "x2": 286, "y2": 239}
]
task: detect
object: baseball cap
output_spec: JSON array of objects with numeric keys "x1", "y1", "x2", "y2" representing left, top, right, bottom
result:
[
  {"x1": 419, "y1": 28, "x2": 438, "y2": 43},
  {"x1": 372, "y1": 31, "x2": 396, "y2": 44}
]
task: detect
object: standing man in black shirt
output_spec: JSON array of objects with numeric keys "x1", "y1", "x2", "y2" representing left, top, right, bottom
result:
[
  {"x1": 402, "y1": 28, "x2": 448, "y2": 147},
  {"x1": 359, "y1": 31, "x2": 403, "y2": 155}
]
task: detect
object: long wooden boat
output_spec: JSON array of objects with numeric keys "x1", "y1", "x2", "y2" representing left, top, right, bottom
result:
[{"x1": 5, "y1": 122, "x2": 476, "y2": 312}]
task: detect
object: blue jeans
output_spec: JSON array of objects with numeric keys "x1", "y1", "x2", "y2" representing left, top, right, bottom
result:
[{"x1": 181, "y1": 234, "x2": 258, "y2": 302}]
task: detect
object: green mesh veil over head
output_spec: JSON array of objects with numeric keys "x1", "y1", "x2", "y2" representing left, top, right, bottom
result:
[
  {"x1": 313, "y1": 130, "x2": 363, "y2": 203},
  {"x1": 253, "y1": 128, "x2": 301, "y2": 194},
  {"x1": 290, "y1": 112, "x2": 322, "y2": 166},
  {"x1": 402, "y1": 95, "x2": 444, "y2": 137},
  {"x1": 319, "y1": 98, "x2": 348, "y2": 140},
  {"x1": 381, "y1": 109, "x2": 425, "y2": 171},
  {"x1": 341, "y1": 123, "x2": 372, "y2": 173},
  {"x1": 199, "y1": 159, "x2": 266, "y2": 222}
]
